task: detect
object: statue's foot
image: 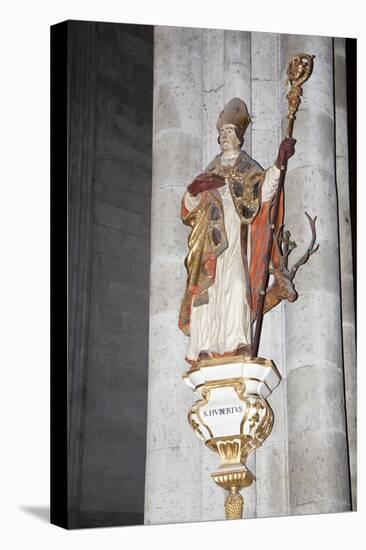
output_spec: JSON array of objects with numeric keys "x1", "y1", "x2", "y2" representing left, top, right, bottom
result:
[
  {"x1": 236, "y1": 343, "x2": 252, "y2": 356},
  {"x1": 198, "y1": 350, "x2": 212, "y2": 360}
]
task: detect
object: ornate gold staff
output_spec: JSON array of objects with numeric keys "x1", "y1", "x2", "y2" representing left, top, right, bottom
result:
[{"x1": 252, "y1": 53, "x2": 315, "y2": 358}]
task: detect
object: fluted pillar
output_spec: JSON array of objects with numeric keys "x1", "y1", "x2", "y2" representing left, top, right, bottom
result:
[
  {"x1": 144, "y1": 26, "x2": 204, "y2": 524},
  {"x1": 200, "y1": 27, "x2": 225, "y2": 521},
  {"x1": 280, "y1": 35, "x2": 351, "y2": 514},
  {"x1": 199, "y1": 29, "x2": 256, "y2": 521},
  {"x1": 224, "y1": 29, "x2": 256, "y2": 519},
  {"x1": 334, "y1": 37, "x2": 357, "y2": 510},
  {"x1": 145, "y1": 26, "x2": 257, "y2": 523},
  {"x1": 145, "y1": 28, "x2": 353, "y2": 525},
  {"x1": 251, "y1": 31, "x2": 289, "y2": 518}
]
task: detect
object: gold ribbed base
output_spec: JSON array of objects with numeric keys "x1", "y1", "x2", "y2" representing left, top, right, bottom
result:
[
  {"x1": 211, "y1": 465, "x2": 255, "y2": 490},
  {"x1": 212, "y1": 465, "x2": 254, "y2": 520}
]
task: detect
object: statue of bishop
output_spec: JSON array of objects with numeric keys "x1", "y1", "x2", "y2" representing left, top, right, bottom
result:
[{"x1": 179, "y1": 97, "x2": 295, "y2": 364}]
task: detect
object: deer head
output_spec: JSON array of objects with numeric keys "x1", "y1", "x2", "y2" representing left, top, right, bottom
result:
[{"x1": 264, "y1": 210, "x2": 319, "y2": 314}]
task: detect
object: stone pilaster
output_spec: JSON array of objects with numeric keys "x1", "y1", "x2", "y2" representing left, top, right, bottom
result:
[
  {"x1": 223, "y1": 29, "x2": 257, "y2": 520},
  {"x1": 146, "y1": 28, "x2": 354, "y2": 524},
  {"x1": 334, "y1": 37, "x2": 357, "y2": 510},
  {"x1": 200, "y1": 28, "x2": 256, "y2": 521},
  {"x1": 251, "y1": 31, "x2": 289, "y2": 518},
  {"x1": 202, "y1": 28, "x2": 224, "y2": 166},
  {"x1": 200, "y1": 27, "x2": 225, "y2": 521},
  {"x1": 280, "y1": 35, "x2": 351, "y2": 514},
  {"x1": 224, "y1": 30, "x2": 252, "y2": 154},
  {"x1": 144, "y1": 26, "x2": 204, "y2": 524}
]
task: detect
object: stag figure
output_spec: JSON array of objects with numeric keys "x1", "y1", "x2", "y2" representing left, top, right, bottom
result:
[{"x1": 264, "y1": 211, "x2": 319, "y2": 314}]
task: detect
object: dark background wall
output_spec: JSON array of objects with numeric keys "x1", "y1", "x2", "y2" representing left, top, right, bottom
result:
[{"x1": 65, "y1": 20, "x2": 153, "y2": 529}]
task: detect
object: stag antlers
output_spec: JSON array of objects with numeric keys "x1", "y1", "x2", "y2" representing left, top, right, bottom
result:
[
  {"x1": 289, "y1": 212, "x2": 319, "y2": 276},
  {"x1": 273, "y1": 211, "x2": 319, "y2": 277},
  {"x1": 263, "y1": 210, "x2": 319, "y2": 314}
]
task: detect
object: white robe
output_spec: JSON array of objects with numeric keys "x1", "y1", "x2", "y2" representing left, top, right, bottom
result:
[{"x1": 184, "y1": 161, "x2": 280, "y2": 361}]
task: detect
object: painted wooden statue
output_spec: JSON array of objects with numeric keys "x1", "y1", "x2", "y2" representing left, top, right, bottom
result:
[{"x1": 178, "y1": 98, "x2": 296, "y2": 364}]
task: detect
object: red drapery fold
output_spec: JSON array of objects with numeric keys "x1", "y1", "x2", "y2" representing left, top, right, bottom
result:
[{"x1": 249, "y1": 191, "x2": 284, "y2": 314}]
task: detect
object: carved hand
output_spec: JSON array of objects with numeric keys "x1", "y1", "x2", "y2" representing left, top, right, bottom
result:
[
  {"x1": 275, "y1": 137, "x2": 296, "y2": 169},
  {"x1": 187, "y1": 172, "x2": 226, "y2": 196}
]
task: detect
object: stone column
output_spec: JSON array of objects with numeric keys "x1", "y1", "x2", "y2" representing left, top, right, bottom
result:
[
  {"x1": 223, "y1": 29, "x2": 256, "y2": 520},
  {"x1": 144, "y1": 26, "x2": 204, "y2": 524},
  {"x1": 334, "y1": 37, "x2": 357, "y2": 510},
  {"x1": 200, "y1": 27, "x2": 225, "y2": 521},
  {"x1": 223, "y1": 30, "x2": 252, "y2": 153},
  {"x1": 199, "y1": 29, "x2": 256, "y2": 521},
  {"x1": 280, "y1": 35, "x2": 351, "y2": 514},
  {"x1": 251, "y1": 31, "x2": 289, "y2": 518}
]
